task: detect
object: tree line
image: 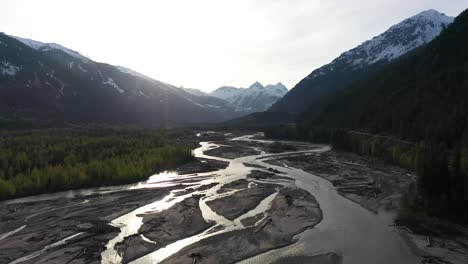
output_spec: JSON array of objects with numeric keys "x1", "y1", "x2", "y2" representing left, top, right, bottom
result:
[
  {"x1": 0, "y1": 128, "x2": 194, "y2": 200},
  {"x1": 265, "y1": 124, "x2": 468, "y2": 222}
]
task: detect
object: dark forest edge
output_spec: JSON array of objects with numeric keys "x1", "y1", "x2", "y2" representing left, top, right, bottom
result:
[
  {"x1": 0, "y1": 128, "x2": 195, "y2": 201},
  {"x1": 265, "y1": 125, "x2": 468, "y2": 231}
]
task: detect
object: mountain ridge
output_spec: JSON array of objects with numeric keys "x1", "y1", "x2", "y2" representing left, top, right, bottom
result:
[
  {"x1": 0, "y1": 33, "x2": 240, "y2": 127},
  {"x1": 210, "y1": 82, "x2": 288, "y2": 113},
  {"x1": 298, "y1": 8, "x2": 468, "y2": 140},
  {"x1": 269, "y1": 9, "x2": 454, "y2": 113}
]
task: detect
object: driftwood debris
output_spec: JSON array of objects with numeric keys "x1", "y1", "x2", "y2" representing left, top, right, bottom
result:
[
  {"x1": 427, "y1": 236, "x2": 433, "y2": 247},
  {"x1": 189, "y1": 252, "x2": 202, "y2": 264}
]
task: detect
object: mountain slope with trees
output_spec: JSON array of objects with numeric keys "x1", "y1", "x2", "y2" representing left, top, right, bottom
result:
[
  {"x1": 297, "y1": 9, "x2": 468, "y2": 219},
  {"x1": 270, "y1": 10, "x2": 453, "y2": 113}
]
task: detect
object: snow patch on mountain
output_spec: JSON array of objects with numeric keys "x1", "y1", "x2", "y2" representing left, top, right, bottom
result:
[
  {"x1": 210, "y1": 82, "x2": 288, "y2": 112},
  {"x1": 1, "y1": 61, "x2": 21, "y2": 76},
  {"x1": 115, "y1": 66, "x2": 152, "y2": 80},
  {"x1": 0, "y1": 33, "x2": 244, "y2": 123},
  {"x1": 77, "y1": 63, "x2": 87, "y2": 73},
  {"x1": 139, "y1": 91, "x2": 150, "y2": 98},
  {"x1": 210, "y1": 86, "x2": 243, "y2": 101},
  {"x1": 265, "y1": 83, "x2": 289, "y2": 97},
  {"x1": 180, "y1": 87, "x2": 208, "y2": 97},
  {"x1": 12, "y1": 37, "x2": 44, "y2": 49},
  {"x1": 182, "y1": 95, "x2": 207, "y2": 109},
  {"x1": 12, "y1": 35, "x2": 89, "y2": 61},
  {"x1": 103, "y1": 77, "x2": 124, "y2": 93}
]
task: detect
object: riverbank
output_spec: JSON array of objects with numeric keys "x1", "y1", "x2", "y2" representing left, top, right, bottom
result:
[
  {"x1": 0, "y1": 128, "x2": 196, "y2": 202},
  {"x1": 264, "y1": 150, "x2": 414, "y2": 212},
  {"x1": 263, "y1": 145, "x2": 468, "y2": 264},
  {"x1": 0, "y1": 187, "x2": 175, "y2": 263}
]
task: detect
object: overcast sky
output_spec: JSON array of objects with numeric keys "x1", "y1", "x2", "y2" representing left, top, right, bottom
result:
[{"x1": 1, "y1": 0, "x2": 466, "y2": 92}]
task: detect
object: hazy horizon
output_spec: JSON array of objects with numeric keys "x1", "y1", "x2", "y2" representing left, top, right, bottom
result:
[{"x1": 2, "y1": 0, "x2": 466, "y2": 92}]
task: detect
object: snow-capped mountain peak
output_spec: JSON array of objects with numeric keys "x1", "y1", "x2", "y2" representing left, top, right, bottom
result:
[
  {"x1": 265, "y1": 82, "x2": 288, "y2": 96},
  {"x1": 210, "y1": 86, "x2": 243, "y2": 100},
  {"x1": 11, "y1": 35, "x2": 89, "y2": 62},
  {"x1": 271, "y1": 9, "x2": 454, "y2": 113},
  {"x1": 115, "y1": 65, "x2": 153, "y2": 80},
  {"x1": 248, "y1": 81, "x2": 264, "y2": 90},
  {"x1": 309, "y1": 9, "x2": 453, "y2": 78},
  {"x1": 414, "y1": 9, "x2": 453, "y2": 24},
  {"x1": 210, "y1": 81, "x2": 288, "y2": 113}
]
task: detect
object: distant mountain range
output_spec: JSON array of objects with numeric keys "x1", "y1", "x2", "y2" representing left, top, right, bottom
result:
[
  {"x1": 209, "y1": 82, "x2": 288, "y2": 112},
  {"x1": 270, "y1": 9, "x2": 454, "y2": 113},
  {"x1": 182, "y1": 82, "x2": 288, "y2": 113},
  {"x1": 1, "y1": 9, "x2": 454, "y2": 129},
  {"x1": 1, "y1": 34, "x2": 282, "y2": 127}
]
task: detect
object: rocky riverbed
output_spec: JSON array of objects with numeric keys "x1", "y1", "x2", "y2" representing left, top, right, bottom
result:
[
  {"x1": 1, "y1": 131, "x2": 442, "y2": 264},
  {"x1": 160, "y1": 187, "x2": 322, "y2": 264},
  {"x1": 265, "y1": 151, "x2": 415, "y2": 212},
  {"x1": 0, "y1": 188, "x2": 174, "y2": 264},
  {"x1": 115, "y1": 195, "x2": 213, "y2": 263},
  {"x1": 263, "y1": 146, "x2": 468, "y2": 264}
]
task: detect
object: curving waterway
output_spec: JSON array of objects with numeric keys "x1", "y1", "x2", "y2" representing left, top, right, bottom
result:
[
  {"x1": 102, "y1": 134, "x2": 417, "y2": 264},
  {"x1": 2, "y1": 133, "x2": 418, "y2": 264}
]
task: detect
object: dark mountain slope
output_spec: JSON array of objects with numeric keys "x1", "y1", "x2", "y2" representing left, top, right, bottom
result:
[
  {"x1": 0, "y1": 34, "x2": 236, "y2": 127},
  {"x1": 299, "y1": 9, "x2": 468, "y2": 145},
  {"x1": 270, "y1": 10, "x2": 453, "y2": 113},
  {"x1": 296, "y1": 9, "x2": 468, "y2": 217}
]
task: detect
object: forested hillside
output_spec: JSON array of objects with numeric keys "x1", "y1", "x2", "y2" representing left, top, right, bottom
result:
[
  {"x1": 232, "y1": 10, "x2": 468, "y2": 223},
  {"x1": 295, "y1": 9, "x2": 468, "y2": 219},
  {"x1": 299, "y1": 10, "x2": 468, "y2": 142}
]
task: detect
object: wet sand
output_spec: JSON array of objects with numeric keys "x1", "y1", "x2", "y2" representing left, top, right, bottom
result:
[
  {"x1": 204, "y1": 144, "x2": 262, "y2": 159},
  {"x1": 207, "y1": 182, "x2": 277, "y2": 220},
  {"x1": 160, "y1": 188, "x2": 322, "y2": 264},
  {"x1": 176, "y1": 158, "x2": 229, "y2": 175},
  {"x1": 116, "y1": 195, "x2": 213, "y2": 263}
]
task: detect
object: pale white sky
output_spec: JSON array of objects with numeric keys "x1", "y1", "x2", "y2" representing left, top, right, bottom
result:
[{"x1": 1, "y1": 0, "x2": 466, "y2": 92}]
